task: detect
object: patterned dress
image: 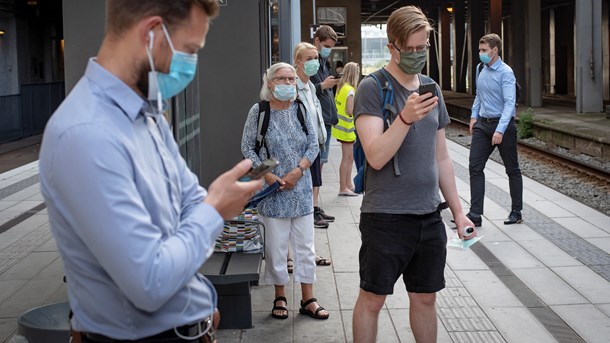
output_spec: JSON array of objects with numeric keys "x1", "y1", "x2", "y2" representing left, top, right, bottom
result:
[{"x1": 241, "y1": 102, "x2": 319, "y2": 218}]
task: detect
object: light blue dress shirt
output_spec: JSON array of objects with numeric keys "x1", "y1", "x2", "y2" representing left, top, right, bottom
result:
[
  {"x1": 39, "y1": 58, "x2": 223, "y2": 340},
  {"x1": 471, "y1": 57, "x2": 517, "y2": 134}
]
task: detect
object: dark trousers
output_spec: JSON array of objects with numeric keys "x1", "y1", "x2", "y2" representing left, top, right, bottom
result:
[{"x1": 468, "y1": 118, "x2": 523, "y2": 215}]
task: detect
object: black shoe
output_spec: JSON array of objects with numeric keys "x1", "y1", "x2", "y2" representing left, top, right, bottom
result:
[
  {"x1": 315, "y1": 207, "x2": 335, "y2": 222},
  {"x1": 313, "y1": 212, "x2": 329, "y2": 228},
  {"x1": 450, "y1": 213, "x2": 482, "y2": 227},
  {"x1": 504, "y1": 210, "x2": 523, "y2": 225},
  {"x1": 466, "y1": 213, "x2": 482, "y2": 227}
]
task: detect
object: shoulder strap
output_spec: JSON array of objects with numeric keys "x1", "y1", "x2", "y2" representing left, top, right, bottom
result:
[
  {"x1": 255, "y1": 101, "x2": 270, "y2": 156},
  {"x1": 294, "y1": 98, "x2": 309, "y2": 135},
  {"x1": 368, "y1": 69, "x2": 397, "y2": 126},
  {"x1": 365, "y1": 68, "x2": 401, "y2": 176}
]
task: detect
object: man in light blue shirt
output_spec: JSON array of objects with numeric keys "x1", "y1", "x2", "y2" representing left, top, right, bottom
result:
[
  {"x1": 39, "y1": 1, "x2": 261, "y2": 342},
  {"x1": 468, "y1": 33, "x2": 523, "y2": 227}
]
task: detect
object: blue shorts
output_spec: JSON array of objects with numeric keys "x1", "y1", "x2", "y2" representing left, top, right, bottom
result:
[
  {"x1": 358, "y1": 211, "x2": 447, "y2": 295},
  {"x1": 320, "y1": 125, "x2": 332, "y2": 164}
]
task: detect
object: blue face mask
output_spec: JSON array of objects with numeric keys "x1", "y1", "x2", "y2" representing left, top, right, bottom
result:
[
  {"x1": 479, "y1": 51, "x2": 493, "y2": 64},
  {"x1": 320, "y1": 47, "x2": 332, "y2": 58},
  {"x1": 147, "y1": 24, "x2": 198, "y2": 102},
  {"x1": 303, "y1": 59, "x2": 320, "y2": 76},
  {"x1": 273, "y1": 84, "x2": 296, "y2": 101}
]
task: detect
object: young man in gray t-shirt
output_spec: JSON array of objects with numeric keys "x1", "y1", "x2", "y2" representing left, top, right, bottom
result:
[{"x1": 351, "y1": 6, "x2": 474, "y2": 343}]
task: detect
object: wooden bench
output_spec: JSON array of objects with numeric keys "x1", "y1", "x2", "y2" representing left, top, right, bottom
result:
[{"x1": 198, "y1": 251, "x2": 262, "y2": 329}]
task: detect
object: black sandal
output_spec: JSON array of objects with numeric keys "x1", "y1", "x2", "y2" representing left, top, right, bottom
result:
[
  {"x1": 299, "y1": 297, "x2": 329, "y2": 320},
  {"x1": 272, "y1": 296, "x2": 289, "y2": 319},
  {"x1": 315, "y1": 256, "x2": 331, "y2": 266}
]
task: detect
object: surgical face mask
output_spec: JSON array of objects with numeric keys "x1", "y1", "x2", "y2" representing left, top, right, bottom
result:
[
  {"x1": 146, "y1": 24, "x2": 198, "y2": 104},
  {"x1": 479, "y1": 50, "x2": 493, "y2": 64},
  {"x1": 396, "y1": 50, "x2": 427, "y2": 75},
  {"x1": 272, "y1": 84, "x2": 296, "y2": 101},
  {"x1": 303, "y1": 59, "x2": 320, "y2": 76},
  {"x1": 320, "y1": 47, "x2": 332, "y2": 58}
]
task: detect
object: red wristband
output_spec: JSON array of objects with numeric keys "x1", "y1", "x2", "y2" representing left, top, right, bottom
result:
[{"x1": 398, "y1": 113, "x2": 413, "y2": 126}]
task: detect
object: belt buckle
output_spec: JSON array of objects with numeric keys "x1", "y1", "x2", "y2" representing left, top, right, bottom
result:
[{"x1": 189, "y1": 316, "x2": 215, "y2": 343}]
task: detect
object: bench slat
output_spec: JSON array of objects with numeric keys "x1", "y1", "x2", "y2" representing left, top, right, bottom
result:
[
  {"x1": 198, "y1": 253, "x2": 226, "y2": 276},
  {"x1": 225, "y1": 253, "x2": 262, "y2": 279},
  {"x1": 199, "y1": 252, "x2": 262, "y2": 285}
]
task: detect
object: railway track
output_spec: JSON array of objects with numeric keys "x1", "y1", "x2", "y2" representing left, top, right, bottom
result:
[{"x1": 448, "y1": 119, "x2": 610, "y2": 185}]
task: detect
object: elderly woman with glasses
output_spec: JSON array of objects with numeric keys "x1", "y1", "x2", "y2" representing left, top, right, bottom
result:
[{"x1": 241, "y1": 62, "x2": 329, "y2": 320}]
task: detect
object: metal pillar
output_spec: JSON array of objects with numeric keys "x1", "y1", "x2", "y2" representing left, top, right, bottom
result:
[
  {"x1": 279, "y1": 0, "x2": 301, "y2": 65},
  {"x1": 428, "y1": 8, "x2": 440, "y2": 82},
  {"x1": 489, "y1": 0, "x2": 502, "y2": 36},
  {"x1": 453, "y1": 0, "x2": 467, "y2": 92},
  {"x1": 440, "y1": 7, "x2": 451, "y2": 90},
  {"x1": 468, "y1": 0, "x2": 485, "y2": 94},
  {"x1": 575, "y1": 0, "x2": 604, "y2": 113},
  {"x1": 525, "y1": 0, "x2": 542, "y2": 107}
]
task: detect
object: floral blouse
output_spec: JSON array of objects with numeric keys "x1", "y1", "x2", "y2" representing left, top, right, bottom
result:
[{"x1": 241, "y1": 102, "x2": 319, "y2": 218}]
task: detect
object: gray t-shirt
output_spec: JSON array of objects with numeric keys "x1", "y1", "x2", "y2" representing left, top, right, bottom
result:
[{"x1": 354, "y1": 70, "x2": 451, "y2": 215}]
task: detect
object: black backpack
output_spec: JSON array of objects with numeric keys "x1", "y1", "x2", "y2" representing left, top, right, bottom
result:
[
  {"x1": 477, "y1": 63, "x2": 522, "y2": 105},
  {"x1": 254, "y1": 99, "x2": 308, "y2": 156}
]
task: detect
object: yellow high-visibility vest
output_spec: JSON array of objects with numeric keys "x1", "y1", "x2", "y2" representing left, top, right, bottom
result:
[{"x1": 332, "y1": 84, "x2": 356, "y2": 142}]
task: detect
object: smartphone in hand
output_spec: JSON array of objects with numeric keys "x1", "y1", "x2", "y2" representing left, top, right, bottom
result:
[
  {"x1": 333, "y1": 73, "x2": 343, "y2": 79},
  {"x1": 239, "y1": 158, "x2": 279, "y2": 181},
  {"x1": 418, "y1": 82, "x2": 437, "y2": 97}
]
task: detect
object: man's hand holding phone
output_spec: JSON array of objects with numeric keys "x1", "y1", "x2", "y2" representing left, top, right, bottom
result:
[
  {"x1": 239, "y1": 158, "x2": 279, "y2": 181},
  {"x1": 401, "y1": 83, "x2": 439, "y2": 125},
  {"x1": 204, "y1": 159, "x2": 263, "y2": 220},
  {"x1": 321, "y1": 75, "x2": 339, "y2": 90}
]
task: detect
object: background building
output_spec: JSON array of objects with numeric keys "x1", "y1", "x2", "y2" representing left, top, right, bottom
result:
[{"x1": 1, "y1": 0, "x2": 607, "y2": 184}]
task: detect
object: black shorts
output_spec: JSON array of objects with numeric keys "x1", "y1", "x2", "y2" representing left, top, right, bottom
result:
[
  {"x1": 358, "y1": 211, "x2": 447, "y2": 295},
  {"x1": 310, "y1": 154, "x2": 322, "y2": 187}
]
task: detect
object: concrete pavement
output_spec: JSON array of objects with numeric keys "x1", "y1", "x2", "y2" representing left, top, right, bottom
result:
[{"x1": 1, "y1": 137, "x2": 609, "y2": 342}]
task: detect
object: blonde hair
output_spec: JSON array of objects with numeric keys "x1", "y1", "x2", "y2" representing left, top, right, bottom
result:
[
  {"x1": 259, "y1": 62, "x2": 297, "y2": 101},
  {"x1": 386, "y1": 6, "x2": 432, "y2": 48},
  {"x1": 293, "y1": 42, "x2": 317, "y2": 64},
  {"x1": 337, "y1": 62, "x2": 360, "y2": 93}
]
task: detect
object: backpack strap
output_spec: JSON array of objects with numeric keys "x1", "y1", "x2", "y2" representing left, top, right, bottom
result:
[
  {"x1": 294, "y1": 98, "x2": 309, "y2": 136},
  {"x1": 365, "y1": 68, "x2": 400, "y2": 176},
  {"x1": 255, "y1": 101, "x2": 270, "y2": 156},
  {"x1": 256, "y1": 100, "x2": 308, "y2": 156}
]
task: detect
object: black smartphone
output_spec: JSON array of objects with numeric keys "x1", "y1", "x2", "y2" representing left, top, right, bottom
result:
[
  {"x1": 418, "y1": 82, "x2": 437, "y2": 97},
  {"x1": 333, "y1": 73, "x2": 343, "y2": 79},
  {"x1": 239, "y1": 158, "x2": 279, "y2": 181}
]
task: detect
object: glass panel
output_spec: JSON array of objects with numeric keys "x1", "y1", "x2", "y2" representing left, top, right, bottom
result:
[{"x1": 317, "y1": 7, "x2": 346, "y2": 37}]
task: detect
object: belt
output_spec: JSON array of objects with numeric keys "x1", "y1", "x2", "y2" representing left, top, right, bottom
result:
[
  {"x1": 478, "y1": 116, "x2": 500, "y2": 123},
  {"x1": 82, "y1": 317, "x2": 216, "y2": 343}
]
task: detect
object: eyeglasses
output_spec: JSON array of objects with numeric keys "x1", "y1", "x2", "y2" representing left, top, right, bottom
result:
[
  {"x1": 392, "y1": 42, "x2": 430, "y2": 53},
  {"x1": 273, "y1": 76, "x2": 297, "y2": 84}
]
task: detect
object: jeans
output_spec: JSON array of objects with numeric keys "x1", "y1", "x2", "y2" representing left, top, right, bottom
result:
[
  {"x1": 320, "y1": 124, "x2": 332, "y2": 163},
  {"x1": 468, "y1": 118, "x2": 523, "y2": 215}
]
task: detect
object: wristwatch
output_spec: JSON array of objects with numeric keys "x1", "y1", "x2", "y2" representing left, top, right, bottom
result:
[{"x1": 297, "y1": 165, "x2": 306, "y2": 175}]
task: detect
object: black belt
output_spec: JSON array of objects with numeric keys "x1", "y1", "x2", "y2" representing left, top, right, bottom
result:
[
  {"x1": 82, "y1": 317, "x2": 215, "y2": 343},
  {"x1": 479, "y1": 117, "x2": 500, "y2": 123}
]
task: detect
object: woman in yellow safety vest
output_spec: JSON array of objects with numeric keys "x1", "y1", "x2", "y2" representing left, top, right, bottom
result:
[{"x1": 332, "y1": 62, "x2": 360, "y2": 196}]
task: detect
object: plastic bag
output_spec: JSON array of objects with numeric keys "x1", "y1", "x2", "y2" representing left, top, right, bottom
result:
[{"x1": 447, "y1": 235, "x2": 482, "y2": 250}]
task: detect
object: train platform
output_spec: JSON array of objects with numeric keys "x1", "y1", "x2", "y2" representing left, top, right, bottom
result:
[{"x1": 1, "y1": 134, "x2": 609, "y2": 342}]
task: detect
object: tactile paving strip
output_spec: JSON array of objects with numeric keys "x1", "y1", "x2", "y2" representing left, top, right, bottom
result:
[
  {"x1": 454, "y1": 163, "x2": 610, "y2": 282},
  {"x1": 0, "y1": 174, "x2": 39, "y2": 201}
]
